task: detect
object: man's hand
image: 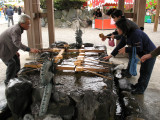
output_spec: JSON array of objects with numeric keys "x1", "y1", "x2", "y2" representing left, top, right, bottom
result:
[
  {"x1": 30, "y1": 48, "x2": 40, "y2": 53},
  {"x1": 103, "y1": 55, "x2": 112, "y2": 60},
  {"x1": 118, "y1": 47, "x2": 126, "y2": 55},
  {"x1": 140, "y1": 54, "x2": 152, "y2": 63},
  {"x1": 99, "y1": 33, "x2": 106, "y2": 41}
]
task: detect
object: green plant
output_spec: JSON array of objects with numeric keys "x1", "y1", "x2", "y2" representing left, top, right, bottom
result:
[
  {"x1": 40, "y1": 0, "x2": 46, "y2": 9},
  {"x1": 54, "y1": 0, "x2": 87, "y2": 10},
  {"x1": 40, "y1": 0, "x2": 87, "y2": 10}
]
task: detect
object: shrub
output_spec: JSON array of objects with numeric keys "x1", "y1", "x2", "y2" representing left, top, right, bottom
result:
[{"x1": 40, "y1": 0, "x2": 87, "y2": 10}]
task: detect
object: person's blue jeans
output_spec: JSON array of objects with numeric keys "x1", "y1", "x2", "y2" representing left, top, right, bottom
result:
[
  {"x1": 2, "y1": 54, "x2": 20, "y2": 85},
  {"x1": 5, "y1": 15, "x2": 8, "y2": 20},
  {"x1": 135, "y1": 57, "x2": 156, "y2": 93},
  {"x1": 8, "y1": 16, "x2": 14, "y2": 27}
]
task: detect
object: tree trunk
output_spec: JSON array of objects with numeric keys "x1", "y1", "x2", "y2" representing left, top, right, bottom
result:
[{"x1": 154, "y1": 0, "x2": 160, "y2": 32}]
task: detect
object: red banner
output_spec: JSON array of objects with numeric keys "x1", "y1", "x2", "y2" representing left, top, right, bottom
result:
[{"x1": 88, "y1": 0, "x2": 134, "y2": 9}]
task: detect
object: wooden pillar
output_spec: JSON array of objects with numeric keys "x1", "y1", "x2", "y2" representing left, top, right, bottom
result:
[
  {"x1": 154, "y1": 0, "x2": 160, "y2": 32},
  {"x1": 24, "y1": 0, "x2": 42, "y2": 49},
  {"x1": 32, "y1": 0, "x2": 43, "y2": 49},
  {"x1": 24, "y1": 0, "x2": 34, "y2": 49},
  {"x1": 46, "y1": 0, "x2": 55, "y2": 46},
  {"x1": 133, "y1": 0, "x2": 138, "y2": 23},
  {"x1": 136, "y1": 0, "x2": 146, "y2": 27},
  {"x1": 118, "y1": 0, "x2": 124, "y2": 14}
]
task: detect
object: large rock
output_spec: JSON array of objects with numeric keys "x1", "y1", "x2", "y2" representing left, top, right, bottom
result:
[
  {"x1": 54, "y1": 9, "x2": 94, "y2": 28},
  {"x1": 54, "y1": 10, "x2": 62, "y2": 19},
  {"x1": 43, "y1": 114, "x2": 63, "y2": 120},
  {"x1": 76, "y1": 9, "x2": 82, "y2": 17},
  {"x1": 118, "y1": 78, "x2": 132, "y2": 91},
  {"x1": 47, "y1": 103, "x2": 75, "y2": 120},
  {"x1": 62, "y1": 10, "x2": 68, "y2": 17},
  {"x1": 5, "y1": 78, "x2": 32, "y2": 119},
  {"x1": 74, "y1": 90, "x2": 116, "y2": 120},
  {"x1": 61, "y1": 10, "x2": 68, "y2": 21},
  {"x1": 121, "y1": 91, "x2": 141, "y2": 117},
  {"x1": 51, "y1": 71, "x2": 117, "y2": 120},
  {"x1": 15, "y1": 46, "x2": 117, "y2": 120},
  {"x1": 79, "y1": 10, "x2": 88, "y2": 21},
  {"x1": 67, "y1": 9, "x2": 77, "y2": 22},
  {"x1": 55, "y1": 19, "x2": 62, "y2": 27},
  {"x1": 23, "y1": 114, "x2": 34, "y2": 120},
  {"x1": 61, "y1": 22, "x2": 69, "y2": 28}
]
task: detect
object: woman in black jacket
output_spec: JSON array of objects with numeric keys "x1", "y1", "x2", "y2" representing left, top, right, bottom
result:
[
  {"x1": 104, "y1": 18, "x2": 156, "y2": 94},
  {"x1": 102, "y1": 9, "x2": 139, "y2": 78}
]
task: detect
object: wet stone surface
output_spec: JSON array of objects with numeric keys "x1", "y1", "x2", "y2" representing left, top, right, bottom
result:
[
  {"x1": 0, "y1": 45, "x2": 120, "y2": 120},
  {"x1": 52, "y1": 71, "x2": 116, "y2": 120},
  {"x1": 0, "y1": 45, "x2": 149, "y2": 120},
  {"x1": 0, "y1": 46, "x2": 154, "y2": 120}
]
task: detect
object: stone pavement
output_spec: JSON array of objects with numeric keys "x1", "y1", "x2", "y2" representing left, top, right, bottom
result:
[{"x1": 0, "y1": 20, "x2": 160, "y2": 119}]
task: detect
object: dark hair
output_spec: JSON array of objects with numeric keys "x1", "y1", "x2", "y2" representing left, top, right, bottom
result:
[
  {"x1": 97, "y1": 8, "x2": 100, "y2": 11},
  {"x1": 115, "y1": 18, "x2": 136, "y2": 35},
  {"x1": 106, "y1": 8, "x2": 117, "y2": 16},
  {"x1": 111, "y1": 9, "x2": 123, "y2": 18},
  {"x1": 140, "y1": 27, "x2": 144, "y2": 31}
]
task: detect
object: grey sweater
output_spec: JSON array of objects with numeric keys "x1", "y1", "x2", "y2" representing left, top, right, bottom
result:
[{"x1": 0, "y1": 24, "x2": 30, "y2": 62}]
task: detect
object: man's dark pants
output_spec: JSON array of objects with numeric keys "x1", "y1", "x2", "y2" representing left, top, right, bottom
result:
[
  {"x1": 3, "y1": 54, "x2": 20, "y2": 85},
  {"x1": 8, "y1": 16, "x2": 14, "y2": 27},
  {"x1": 134, "y1": 57, "x2": 156, "y2": 93}
]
